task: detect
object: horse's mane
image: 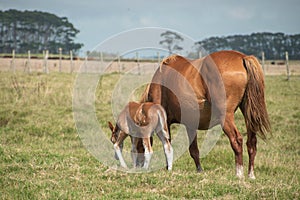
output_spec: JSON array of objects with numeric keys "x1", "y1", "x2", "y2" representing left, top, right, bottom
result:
[
  {"x1": 160, "y1": 54, "x2": 188, "y2": 72},
  {"x1": 140, "y1": 54, "x2": 194, "y2": 103}
]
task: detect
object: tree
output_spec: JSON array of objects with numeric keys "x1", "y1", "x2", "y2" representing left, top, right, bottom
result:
[
  {"x1": 159, "y1": 31, "x2": 184, "y2": 55},
  {"x1": 0, "y1": 9, "x2": 83, "y2": 54},
  {"x1": 195, "y1": 32, "x2": 300, "y2": 60}
]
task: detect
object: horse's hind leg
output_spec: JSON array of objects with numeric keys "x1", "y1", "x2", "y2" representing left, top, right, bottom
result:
[
  {"x1": 223, "y1": 113, "x2": 244, "y2": 178},
  {"x1": 246, "y1": 131, "x2": 257, "y2": 179},
  {"x1": 240, "y1": 104, "x2": 257, "y2": 179},
  {"x1": 186, "y1": 127, "x2": 203, "y2": 172}
]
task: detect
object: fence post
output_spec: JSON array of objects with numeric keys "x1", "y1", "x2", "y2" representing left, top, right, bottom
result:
[
  {"x1": 84, "y1": 56, "x2": 88, "y2": 73},
  {"x1": 70, "y1": 50, "x2": 73, "y2": 73},
  {"x1": 100, "y1": 51, "x2": 103, "y2": 73},
  {"x1": 285, "y1": 51, "x2": 290, "y2": 81},
  {"x1": 59, "y1": 48, "x2": 62, "y2": 73},
  {"x1": 118, "y1": 53, "x2": 121, "y2": 73},
  {"x1": 156, "y1": 51, "x2": 160, "y2": 71},
  {"x1": 261, "y1": 51, "x2": 265, "y2": 75},
  {"x1": 136, "y1": 52, "x2": 140, "y2": 75},
  {"x1": 25, "y1": 50, "x2": 31, "y2": 73},
  {"x1": 43, "y1": 50, "x2": 49, "y2": 74},
  {"x1": 199, "y1": 51, "x2": 202, "y2": 58},
  {"x1": 11, "y1": 49, "x2": 15, "y2": 73}
]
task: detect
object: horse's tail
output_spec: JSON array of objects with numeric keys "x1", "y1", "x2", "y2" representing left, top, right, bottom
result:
[{"x1": 241, "y1": 56, "x2": 271, "y2": 139}]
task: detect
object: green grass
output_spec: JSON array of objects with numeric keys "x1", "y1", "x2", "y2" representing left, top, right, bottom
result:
[{"x1": 0, "y1": 71, "x2": 299, "y2": 199}]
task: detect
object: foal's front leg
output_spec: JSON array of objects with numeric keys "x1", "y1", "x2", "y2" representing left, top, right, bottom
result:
[
  {"x1": 142, "y1": 137, "x2": 153, "y2": 169},
  {"x1": 114, "y1": 131, "x2": 128, "y2": 168}
]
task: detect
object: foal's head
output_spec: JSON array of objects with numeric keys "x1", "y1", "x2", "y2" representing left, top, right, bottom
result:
[
  {"x1": 108, "y1": 121, "x2": 124, "y2": 160},
  {"x1": 108, "y1": 121, "x2": 119, "y2": 144}
]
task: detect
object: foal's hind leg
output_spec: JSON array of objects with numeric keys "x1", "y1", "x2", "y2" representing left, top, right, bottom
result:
[
  {"x1": 186, "y1": 127, "x2": 203, "y2": 172},
  {"x1": 142, "y1": 137, "x2": 153, "y2": 169},
  {"x1": 223, "y1": 114, "x2": 244, "y2": 178},
  {"x1": 157, "y1": 130, "x2": 173, "y2": 170}
]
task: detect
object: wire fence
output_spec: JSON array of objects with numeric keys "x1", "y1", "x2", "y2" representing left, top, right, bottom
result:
[{"x1": 1, "y1": 50, "x2": 300, "y2": 78}]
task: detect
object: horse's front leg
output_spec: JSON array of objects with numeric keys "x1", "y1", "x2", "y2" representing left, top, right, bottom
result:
[
  {"x1": 142, "y1": 137, "x2": 153, "y2": 169},
  {"x1": 130, "y1": 137, "x2": 139, "y2": 168},
  {"x1": 186, "y1": 127, "x2": 203, "y2": 172},
  {"x1": 114, "y1": 131, "x2": 128, "y2": 169}
]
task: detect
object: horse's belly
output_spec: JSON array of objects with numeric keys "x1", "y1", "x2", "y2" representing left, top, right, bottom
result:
[
  {"x1": 198, "y1": 101, "x2": 221, "y2": 130},
  {"x1": 170, "y1": 100, "x2": 218, "y2": 130}
]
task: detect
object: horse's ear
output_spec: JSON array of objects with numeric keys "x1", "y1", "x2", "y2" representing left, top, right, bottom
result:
[{"x1": 108, "y1": 121, "x2": 114, "y2": 131}]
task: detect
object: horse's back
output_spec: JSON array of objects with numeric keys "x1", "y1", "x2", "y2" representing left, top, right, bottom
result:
[
  {"x1": 209, "y1": 50, "x2": 247, "y2": 74},
  {"x1": 163, "y1": 50, "x2": 248, "y2": 106},
  {"x1": 160, "y1": 50, "x2": 248, "y2": 87}
]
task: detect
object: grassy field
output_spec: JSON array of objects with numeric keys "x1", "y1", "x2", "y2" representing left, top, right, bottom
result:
[{"x1": 0, "y1": 71, "x2": 299, "y2": 199}]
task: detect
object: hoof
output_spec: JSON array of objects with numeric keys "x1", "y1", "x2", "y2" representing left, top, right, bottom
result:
[
  {"x1": 236, "y1": 173, "x2": 245, "y2": 179},
  {"x1": 248, "y1": 169, "x2": 256, "y2": 179},
  {"x1": 236, "y1": 165, "x2": 244, "y2": 179},
  {"x1": 196, "y1": 167, "x2": 203, "y2": 173},
  {"x1": 248, "y1": 173, "x2": 256, "y2": 180}
]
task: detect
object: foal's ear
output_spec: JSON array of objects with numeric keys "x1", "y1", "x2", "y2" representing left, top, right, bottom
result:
[{"x1": 108, "y1": 121, "x2": 114, "y2": 132}]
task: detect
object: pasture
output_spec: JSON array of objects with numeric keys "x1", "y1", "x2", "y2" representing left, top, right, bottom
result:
[{"x1": 0, "y1": 70, "x2": 299, "y2": 199}]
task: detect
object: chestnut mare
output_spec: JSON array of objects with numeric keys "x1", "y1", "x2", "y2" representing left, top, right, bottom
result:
[
  {"x1": 140, "y1": 50, "x2": 270, "y2": 179},
  {"x1": 108, "y1": 102, "x2": 173, "y2": 170}
]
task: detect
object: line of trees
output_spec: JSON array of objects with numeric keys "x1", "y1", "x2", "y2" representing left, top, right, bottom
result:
[
  {"x1": 195, "y1": 32, "x2": 300, "y2": 60},
  {"x1": 0, "y1": 9, "x2": 83, "y2": 55}
]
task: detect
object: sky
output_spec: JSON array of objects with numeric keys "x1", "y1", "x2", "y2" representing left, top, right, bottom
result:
[{"x1": 1, "y1": 0, "x2": 300, "y2": 55}]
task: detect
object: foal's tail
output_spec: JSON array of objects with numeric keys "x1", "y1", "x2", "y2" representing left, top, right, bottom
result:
[
  {"x1": 241, "y1": 56, "x2": 271, "y2": 139},
  {"x1": 134, "y1": 104, "x2": 149, "y2": 126}
]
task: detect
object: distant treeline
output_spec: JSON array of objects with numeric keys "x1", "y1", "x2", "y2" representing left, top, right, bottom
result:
[
  {"x1": 0, "y1": 9, "x2": 83, "y2": 55},
  {"x1": 196, "y1": 32, "x2": 300, "y2": 60}
]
